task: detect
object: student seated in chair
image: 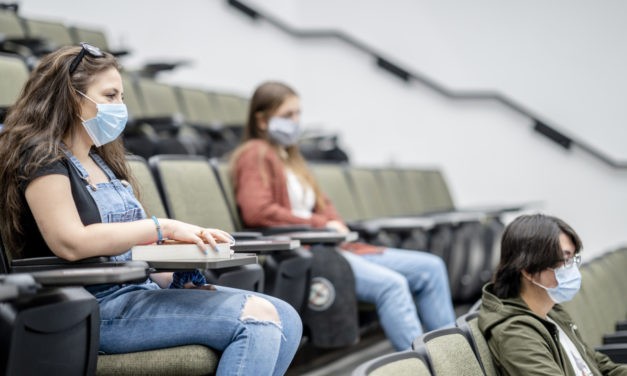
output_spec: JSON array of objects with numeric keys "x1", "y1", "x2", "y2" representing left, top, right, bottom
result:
[
  {"x1": 0, "y1": 45, "x2": 302, "y2": 376},
  {"x1": 230, "y1": 81, "x2": 455, "y2": 351},
  {"x1": 478, "y1": 213, "x2": 626, "y2": 375}
]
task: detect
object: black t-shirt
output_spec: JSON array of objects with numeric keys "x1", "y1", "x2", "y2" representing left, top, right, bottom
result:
[{"x1": 19, "y1": 157, "x2": 101, "y2": 258}]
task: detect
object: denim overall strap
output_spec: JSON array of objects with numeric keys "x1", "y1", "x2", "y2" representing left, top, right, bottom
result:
[{"x1": 64, "y1": 149, "x2": 146, "y2": 262}]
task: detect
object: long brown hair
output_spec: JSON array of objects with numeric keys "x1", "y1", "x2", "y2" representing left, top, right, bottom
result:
[
  {"x1": 231, "y1": 81, "x2": 326, "y2": 209},
  {"x1": 0, "y1": 45, "x2": 134, "y2": 257}
]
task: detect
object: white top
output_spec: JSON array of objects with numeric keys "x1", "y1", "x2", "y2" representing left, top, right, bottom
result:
[
  {"x1": 285, "y1": 168, "x2": 315, "y2": 219},
  {"x1": 547, "y1": 317, "x2": 593, "y2": 376}
]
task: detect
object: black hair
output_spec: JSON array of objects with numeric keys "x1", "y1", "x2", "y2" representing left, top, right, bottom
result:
[{"x1": 492, "y1": 213, "x2": 582, "y2": 299}]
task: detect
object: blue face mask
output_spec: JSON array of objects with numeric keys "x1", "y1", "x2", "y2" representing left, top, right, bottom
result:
[
  {"x1": 532, "y1": 264, "x2": 582, "y2": 304},
  {"x1": 79, "y1": 91, "x2": 128, "y2": 147},
  {"x1": 268, "y1": 117, "x2": 301, "y2": 146}
]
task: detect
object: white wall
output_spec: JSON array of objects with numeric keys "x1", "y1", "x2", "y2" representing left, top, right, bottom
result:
[{"x1": 17, "y1": 0, "x2": 627, "y2": 259}]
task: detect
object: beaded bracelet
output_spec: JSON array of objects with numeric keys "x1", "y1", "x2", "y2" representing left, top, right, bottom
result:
[{"x1": 151, "y1": 215, "x2": 164, "y2": 244}]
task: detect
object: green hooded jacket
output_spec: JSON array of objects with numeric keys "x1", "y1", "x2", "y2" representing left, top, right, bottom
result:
[{"x1": 478, "y1": 283, "x2": 626, "y2": 376}]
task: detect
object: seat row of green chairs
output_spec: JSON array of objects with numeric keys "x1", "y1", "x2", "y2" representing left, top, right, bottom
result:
[
  {"x1": 0, "y1": 4, "x2": 117, "y2": 62},
  {"x1": 353, "y1": 247, "x2": 627, "y2": 375},
  {"x1": 129, "y1": 151, "x2": 511, "y2": 305},
  {"x1": 561, "y1": 247, "x2": 627, "y2": 357},
  {"x1": 121, "y1": 71, "x2": 248, "y2": 160},
  {"x1": 128, "y1": 152, "x2": 501, "y2": 305},
  {"x1": 0, "y1": 45, "x2": 250, "y2": 160},
  {"x1": 310, "y1": 163, "x2": 515, "y2": 303}
]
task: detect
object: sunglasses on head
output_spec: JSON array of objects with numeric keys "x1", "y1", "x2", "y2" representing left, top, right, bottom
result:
[{"x1": 69, "y1": 42, "x2": 104, "y2": 75}]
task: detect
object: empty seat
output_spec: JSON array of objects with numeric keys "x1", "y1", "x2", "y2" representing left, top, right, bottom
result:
[
  {"x1": 177, "y1": 87, "x2": 239, "y2": 157},
  {"x1": 69, "y1": 25, "x2": 128, "y2": 57},
  {"x1": 213, "y1": 92, "x2": 248, "y2": 127},
  {"x1": 0, "y1": 53, "x2": 30, "y2": 121},
  {"x1": 0, "y1": 7, "x2": 52, "y2": 60},
  {"x1": 24, "y1": 18, "x2": 73, "y2": 48}
]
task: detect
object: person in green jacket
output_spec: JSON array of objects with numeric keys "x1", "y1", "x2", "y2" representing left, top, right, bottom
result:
[{"x1": 478, "y1": 213, "x2": 626, "y2": 376}]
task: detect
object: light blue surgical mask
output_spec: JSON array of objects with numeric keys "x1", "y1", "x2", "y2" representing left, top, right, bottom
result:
[
  {"x1": 532, "y1": 264, "x2": 582, "y2": 304},
  {"x1": 268, "y1": 117, "x2": 301, "y2": 146},
  {"x1": 79, "y1": 91, "x2": 128, "y2": 147}
]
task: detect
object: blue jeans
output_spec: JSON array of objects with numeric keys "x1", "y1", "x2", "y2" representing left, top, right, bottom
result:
[
  {"x1": 96, "y1": 283, "x2": 302, "y2": 376},
  {"x1": 342, "y1": 248, "x2": 455, "y2": 350}
]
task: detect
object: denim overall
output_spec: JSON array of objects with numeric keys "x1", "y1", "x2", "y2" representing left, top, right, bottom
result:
[
  {"x1": 63, "y1": 151, "x2": 302, "y2": 374},
  {"x1": 68, "y1": 150, "x2": 209, "y2": 290},
  {"x1": 65, "y1": 151, "x2": 145, "y2": 262}
]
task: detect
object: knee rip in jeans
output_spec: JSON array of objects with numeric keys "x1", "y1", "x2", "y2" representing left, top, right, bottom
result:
[{"x1": 240, "y1": 295, "x2": 282, "y2": 328}]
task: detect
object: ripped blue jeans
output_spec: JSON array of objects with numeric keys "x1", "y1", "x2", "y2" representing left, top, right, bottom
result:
[{"x1": 95, "y1": 283, "x2": 302, "y2": 376}]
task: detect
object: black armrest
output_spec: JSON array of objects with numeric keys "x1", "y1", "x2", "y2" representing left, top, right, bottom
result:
[
  {"x1": 269, "y1": 231, "x2": 357, "y2": 245},
  {"x1": 0, "y1": 37, "x2": 54, "y2": 56},
  {"x1": 11, "y1": 256, "x2": 113, "y2": 273},
  {"x1": 347, "y1": 217, "x2": 434, "y2": 235},
  {"x1": 3, "y1": 261, "x2": 149, "y2": 288},
  {"x1": 140, "y1": 61, "x2": 190, "y2": 78},
  {"x1": 0, "y1": 274, "x2": 37, "y2": 301},
  {"x1": 617, "y1": 320, "x2": 627, "y2": 332},
  {"x1": 232, "y1": 239, "x2": 300, "y2": 253},
  {"x1": 595, "y1": 343, "x2": 627, "y2": 364},
  {"x1": 29, "y1": 261, "x2": 150, "y2": 286},
  {"x1": 109, "y1": 49, "x2": 130, "y2": 58},
  {"x1": 231, "y1": 231, "x2": 263, "y2": 240},
  {"x1": 603, "y1": 331, "x2": 627, "y2": 345},
  {"x1": 250, "y1": 225, "x2": 314, "y2": 236},
  {"x1": 425, "y1": 211, "x2": 487, "y2": 225},
  {"x1": 133, "y1": 115, "x2": 183, "y2": 133}
]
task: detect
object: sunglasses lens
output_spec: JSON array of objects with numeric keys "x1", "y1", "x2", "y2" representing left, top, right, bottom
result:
[{"x1": 82, "y1": 43, "x2": 103, "y2": 57}]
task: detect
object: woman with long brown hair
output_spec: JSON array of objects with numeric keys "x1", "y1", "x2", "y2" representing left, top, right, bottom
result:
[
  {"x1": 231, "y1": 81, "x2": 456, "y2": 350},
  {"x1": 0, "y1": 46, "x2": 301, "y2": 375}
]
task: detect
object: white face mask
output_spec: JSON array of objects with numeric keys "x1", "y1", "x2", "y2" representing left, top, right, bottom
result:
[
  {"x1": 531, "y1": 265, "x2": 582, "y2": 304},
  {"x1": 267, "y1": 117, "x2": 301, "y2": 146},
  {"x1": 79, "y1": 91, "x2": 128, "y2": 147}
]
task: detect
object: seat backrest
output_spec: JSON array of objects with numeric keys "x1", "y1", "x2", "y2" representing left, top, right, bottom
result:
[
  {"x1": 0, "y1": 8, "x2": 26, "y2": 40},
  {"x1": 149, "y1": 155, "x2": 236, "y2": 232},
  {"x1": 398, "y1": 169, "x2": 430, "y2": 215},
  {"x1": 413, "y1": 327, "x2": 484, "y2": 376},
  {"x1": 136, "y1": 78, "x2": 183, "y2": 119},
  {"x1": 309, "y1": 163, "x2": 364, "y2": 222},
  {"x1": 211, "y1": 159, "x2": 244, "y2": 231},
  {"x1": 345, "y1": 167, "x2": 393, "y2": 219},
  {"x1": 0, "y1": 53, "x2": 30, "y2": 109},
  {"x1": 456, "y1": 312, "x2": 497, "y2": 376},
  {"x1": 126, "y1": 155, "x2": 168, "y2": 218},
  {"x1": 120, "y1": 72, "x2": 146, "y2": 121},
  {"x1": 561, "y1": 262, "x2": 599, "y2": 346},
  {"x1": 177, "y1": 87, "x2": 223, "y2": 127},
  {"x1": 602, "y1": 247, "x2": 627, "y2": 315},
  {"x1": 420, "y1": 169, "x2": 456, "y2": 213},
  {"x1": 376, "y1": 167, "x2": 414, "y2": 217},
  {"x1": 24, "y1": 18, "x2": 73, "y2": 47},
  {"x1": 352, "y1": 350, "x2": 431, "y2": 376},
  {"x1": 70, "y1": 26, "x2": 110, "y2": 51},
  {"x1": 213, "y1": 92, "x2": 248, "y2": 126}
]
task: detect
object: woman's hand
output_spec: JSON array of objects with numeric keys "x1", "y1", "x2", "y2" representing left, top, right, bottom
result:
[
  {"x1": 326, "y1": 220, "x2": 350, "y2": 234},
  {"x1": 160, "y1": 219, "x2": 235, "y2": 253}
]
